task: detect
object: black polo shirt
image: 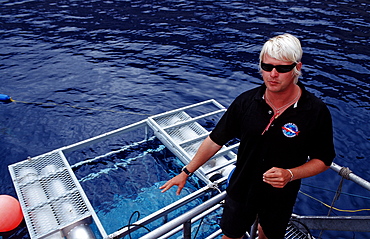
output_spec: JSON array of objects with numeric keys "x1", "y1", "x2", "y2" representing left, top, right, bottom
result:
[{"x1": 210, "y1": 82, "x2": 335, "y2": 203}]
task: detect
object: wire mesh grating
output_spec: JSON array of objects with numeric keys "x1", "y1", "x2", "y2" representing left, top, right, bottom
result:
[
  {"x1": 154, "y1": 111, "x2": 191, "y2": 127},
  {"x1": 9, "y1": 150, "x2": 94, "y2": 239},
  {"x1": 285, "y1": 222, "x2": 313, "y2": 239},
  {"x1": 165, "y1": 122, "x2": 207, "y2": 144}
]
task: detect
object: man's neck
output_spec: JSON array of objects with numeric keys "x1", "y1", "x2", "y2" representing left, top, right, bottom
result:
[{"x1": 265, "y1": 84, "x2": 301, "y2": 109}]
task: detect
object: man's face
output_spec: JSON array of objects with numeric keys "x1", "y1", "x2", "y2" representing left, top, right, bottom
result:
[{"x1": 261, "y1": 54, "x2": 302, "y2": 94}]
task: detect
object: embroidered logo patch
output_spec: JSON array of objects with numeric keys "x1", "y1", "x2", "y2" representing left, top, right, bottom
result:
[{"x1": 282, "y1": 123, "x2": 300, "y2": 138}]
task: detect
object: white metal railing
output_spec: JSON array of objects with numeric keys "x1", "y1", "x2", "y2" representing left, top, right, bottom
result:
[
  {"x1": 330, "y1": 162, "x2": 370, "y2": 191},
  {"x1": 107, "y1": 178, "x2": 227, "y2": 239},
  {"x1": 147, "y1": 99, "x2": 237, "y2": 185}
]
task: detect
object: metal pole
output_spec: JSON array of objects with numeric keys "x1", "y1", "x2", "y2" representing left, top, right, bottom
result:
[
  {"x1": 249, "y1": 216, "x2": 258, "y2": 239},
  {"x1": 140, "y1": 192, "x2": 226, "y2": 239},
  {"x1": 330, "y1": 162, "x2": 370, "y2": 191},
  {"x1": 183, "y1": 220, "x2": 192, "y2": 239}
]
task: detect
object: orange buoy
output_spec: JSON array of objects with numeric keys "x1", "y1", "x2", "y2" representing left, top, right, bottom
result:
[{"x1": 0, "y1": 195, "x2": 24, "y2": 232}]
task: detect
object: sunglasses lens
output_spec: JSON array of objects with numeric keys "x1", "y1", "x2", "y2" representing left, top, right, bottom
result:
[
  {"x1": 261, "y1": 63, "x2": 274, "y2": 72},
  {"x1": 261, "y1": 63, "x2": 296, "y2": 73},
  {"x1": 276, "y1": 65, "x2": 295, "y2": 73}
]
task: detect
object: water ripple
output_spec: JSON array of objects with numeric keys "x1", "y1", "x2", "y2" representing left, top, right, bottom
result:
[{"x1": 0, "y1": 0, "x2": 369, "y2": 238}]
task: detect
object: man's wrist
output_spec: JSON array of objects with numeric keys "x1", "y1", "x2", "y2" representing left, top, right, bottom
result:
[
  {"x1": 287, "y1": 169, "x2": 294, "y2": 181},
  {"x1": 182, "y1": 166, "x2": 194, "y2": 177}
]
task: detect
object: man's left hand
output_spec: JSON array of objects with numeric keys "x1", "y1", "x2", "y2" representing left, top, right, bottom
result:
[{"x1": 263, "y1": 167, "x2": 292, "y2": 188}]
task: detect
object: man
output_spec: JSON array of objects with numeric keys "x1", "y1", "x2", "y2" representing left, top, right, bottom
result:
[{"x1": 160, "y1": 33, "x2": 335, "y2": 239}]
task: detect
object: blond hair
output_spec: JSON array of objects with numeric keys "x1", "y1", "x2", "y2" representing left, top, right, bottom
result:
[{"x1": 259, "y1": 33, "x2": 303, "y2": 82}]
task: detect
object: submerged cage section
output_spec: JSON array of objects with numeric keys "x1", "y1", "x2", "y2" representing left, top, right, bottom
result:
[
  {"x1": 9, "y1": 150, "x2": 97, "y2": 239},
  {"x1": 147, "y1": 99, "x2": 238, "y2": 184}
]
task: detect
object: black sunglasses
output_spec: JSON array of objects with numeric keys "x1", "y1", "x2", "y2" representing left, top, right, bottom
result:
[{"x1": 261, "y1": 62, "x2": 297, "y2": 73}]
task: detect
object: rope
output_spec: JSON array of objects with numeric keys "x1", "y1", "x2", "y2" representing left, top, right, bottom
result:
[
  {"x1": 339, "y1": 167, "x2": 353, "y2": 180},
  {"x1": 302, "y1": 183, "x2": 370, "y2": 200},
  {"x1": 11, "y1": 99, "x2": 152, "y2": 116},
  {"x1": 299, "y1": 190, "x2": 370, "y2": 213},
  {"x1": 313, "y1": 165, "x2": 357, "y2": 239},
  {"x1": 300, "y1": 165, "x2": 370, "y2": 215}
]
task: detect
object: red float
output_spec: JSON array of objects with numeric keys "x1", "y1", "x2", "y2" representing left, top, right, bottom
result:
[{"x1": 0, "y1": 195, "x2": 23, "y2": 232}]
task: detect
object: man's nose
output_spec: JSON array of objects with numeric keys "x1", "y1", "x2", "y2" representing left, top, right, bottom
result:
[{"x1": 270, "y1": 68, "x2": 279, "y2": 77}]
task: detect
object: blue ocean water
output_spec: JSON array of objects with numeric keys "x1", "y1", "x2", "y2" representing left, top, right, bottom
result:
[{"x1": 0, "y1": 0, "x2": 369, "y2": 238}]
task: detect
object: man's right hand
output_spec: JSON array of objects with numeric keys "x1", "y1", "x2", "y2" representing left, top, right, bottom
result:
[
  {"x1": 159, "y1": 172, "x2": 188, "y2": 195},
  {"x1": 159, "y1": 136, "x2": 222, "y2": 195}
]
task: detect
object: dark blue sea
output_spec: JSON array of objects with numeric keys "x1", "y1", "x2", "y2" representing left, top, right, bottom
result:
[{"x1": 0, "y1": 0, "x2": 369, "y2": 238}]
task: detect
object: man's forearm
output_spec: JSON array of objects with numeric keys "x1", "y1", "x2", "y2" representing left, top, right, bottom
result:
[
  {"x1": 263, "y1": 159, "x2": 330, "y2": 188},
  {"x1": 186, "y1": 136, "x2": 222, "y2": 173},
  {"x1": 289, "y1": 158, "x2": 329, "y2": 181},
  {"x1": 159, "y1": 135, "x2": 222, "y2": 195}
]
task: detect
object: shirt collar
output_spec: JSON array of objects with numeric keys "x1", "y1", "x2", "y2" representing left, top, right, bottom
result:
[{"x1": 255, "y1": 81, "x2": 310, "y2": 109}]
